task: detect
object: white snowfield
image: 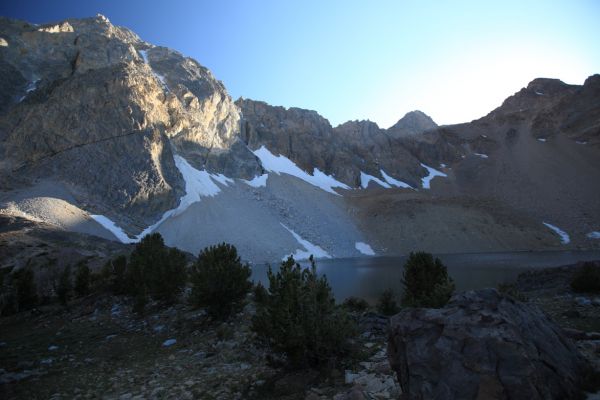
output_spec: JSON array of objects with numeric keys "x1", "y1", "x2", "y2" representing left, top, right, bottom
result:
[
  {"x1": 19, "y1": 79, "x2": 40, "y2": 102},
  {"x1": 587, "y1": 231, "x2": 600, "y2": 239},
  {"x1": 474, "y1": 153, "x2": 488, "y2": 159},
  {"x1": 90, "y1": 215, "x2": 136, "y2": 244},
  {"x1": 537, "y1": 138, "x2": 547, "y2": 142},
  {"x1": 420, "y1": 163, "x2": 447, "y2": 189},
  {"x1": 380, "y1": 170, "x2": 414, "y2": 189},
  {"x1": 91, "y1": 154, "x2": 234, "y2": 244},
  {"x1": 253, "y1": 146, "x2": 350, "y2": 195},
  {"x1": 360, "y1": 172, "x2": 391, "y2": 189},
  {"x1": 280, "y1": 223, "x2": 332, "y2": 260},
  {"x1": 243, "y1": 173, "x2": 268, "y2": 188},
  {"x1": 355, "y1": 242, "x2": 376, "y2": 256},
  {"x1": 543, "y1": 222, "x2": 570, "y2": 244}
]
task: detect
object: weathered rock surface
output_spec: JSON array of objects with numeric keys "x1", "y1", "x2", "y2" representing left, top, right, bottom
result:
[
  {"x1": 0, "y1": 15, "x2": 258, "y2": 229},
  {"x1": 388, "y1": 289, "x2": 588, "y2": 400},
  {"x1": 387, "y1": 110, "x2": 438, "y2": 138},
  {"x1": 237, "y1": 98, "x2": 431, "y2": 188}
]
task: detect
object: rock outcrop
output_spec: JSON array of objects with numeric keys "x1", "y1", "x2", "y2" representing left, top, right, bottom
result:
[
  {"x1": 0, "y1": 15, "x2": 259, "y2": 229},
  {"x1": 237, "y1": 98, "x2": 427, "y2": 188},
  {"x1": 387, "y1": 110, "x2": 437, "y2": 138},
  {"x1": 387, "y1": 289, "x2": 588, "y2": 400}
]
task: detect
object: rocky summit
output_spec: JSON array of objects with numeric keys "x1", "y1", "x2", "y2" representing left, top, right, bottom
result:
[{"x1": 1, "y1": 15, "x2": 600, "y2": 263}]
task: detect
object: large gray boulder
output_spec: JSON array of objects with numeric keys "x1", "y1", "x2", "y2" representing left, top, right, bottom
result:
[{"x1": 387, "y1": 289, "x2": 587, "y2": 400}]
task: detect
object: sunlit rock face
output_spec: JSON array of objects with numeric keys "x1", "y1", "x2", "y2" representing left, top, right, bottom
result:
[{"x1": 0, "y1": 15, "x2": 259, "y2": 227}]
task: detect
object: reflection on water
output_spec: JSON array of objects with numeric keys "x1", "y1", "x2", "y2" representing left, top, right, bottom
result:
[{"x1": 251, "y1": 251, "x2": 600, "y2": 303}]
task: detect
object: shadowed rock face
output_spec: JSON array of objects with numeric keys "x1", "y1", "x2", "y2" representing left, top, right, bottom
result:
[
  {"x1": 237, "y1": 99, "x2": 431, "y2": 188},
  {"x1": 0, "y1": 15, "x2": 259, "y2": 227},
  {"x1": 388, "y1": 289, "x2": 588, "y2": 400}
]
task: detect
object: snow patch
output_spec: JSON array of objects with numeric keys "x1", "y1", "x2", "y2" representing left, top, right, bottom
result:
[
  {"x1": 281, "y1": 223, "x2": 331, "y2": 260},
  {"x1": 253, "y1": 146, "x2": 350, "y2": 195},
  {"x1": 139, "y1": 49, "x2": 149, "y2": 64},
  {"x1": 576, "y1": 140, "x2": 588, "y2": 145},
  {"x1": 420, "y1": 163, "x2": 447, "y2": 189},
  {"x1": 138, "y1": 49, "x2": 169, "y2": 91},
  {"x1": 90, "y1": 215, "x2": 136, "y2": 244},
  {"x1": 543, "y1": 222, "x2": 570, "y2": 244},
  {"x1": 380, "y1": 170, "x2": 413, "y2": 189},
  {"x1": 440, "y1": 163, "x2": 447, "y2": 168},
  {"x1": 243, "y1": 174, "x2": 268, "y2": 188},
  {"x1": 535, "y1": 91, "x2": 544, "y2": 96},
  {"x1": 355, "y1": 242, "x2": 375, "y2": 256},
  {"x1": 474, "y1": 153, "x2": 488, "y2": 159},
  {"x1": 587, "y1": 231, "x2": 600, "y2": 239},
  {"x1": 91, "y1": 154, "x2": 234, "y2": 243},
  {"x1": 360, "y1": 172, "x2": 391, "y2": 189},
  {"x1": 18, "y1": 79, "x2": 40, "y2": 102},
  {"x1": 537, "y1": 138, "x2": 547, "y2": 142}
]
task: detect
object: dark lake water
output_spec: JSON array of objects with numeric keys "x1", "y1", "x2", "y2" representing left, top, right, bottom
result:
[{"x1": 251, "y1": 251, "x2": 600, "y2": 302}]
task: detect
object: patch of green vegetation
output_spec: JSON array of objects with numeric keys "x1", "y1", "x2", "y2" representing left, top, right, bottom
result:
[
  {"x1": 401, "y1": 251, "x2": 454, "y2": 308},
  {"x1": 342, "y1": 296, "x2": 370, "y2": 313},
  {"x1": 571, "y1": 262, "x2": 600, "y2": 293},
  {"x1": 190, "y1": 243, "x2": 252, "y2": 320},
  {"x1": 0, "y1": 267, "x2": 38, "y2": 315},
  {"x1": 376, "y1": 289, "x2": 400, "y2": 316},
  {"x1": 57, "y1": 265, "x2": 72, "y2": 306},
  {"x1": 497, "y1": 282, "x2": 528, "y2": 302},
  {"x1": 252, "y1": 255, "x2": 357, "y2": 369},
  {"x1": 74, "y1": 262, "x2": 91, "y2": 297}
]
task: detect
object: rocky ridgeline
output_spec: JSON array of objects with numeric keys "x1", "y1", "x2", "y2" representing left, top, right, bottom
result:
[
  {"x1": 238, "y1": 98, "x2": 437, "y2": 189},
  {"x1": 2, "y1": 15, "x2": 600, "y2": 247}
]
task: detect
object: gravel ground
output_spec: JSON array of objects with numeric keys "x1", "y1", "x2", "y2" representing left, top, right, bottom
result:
[{"x1": 157, "y1": 174, "x2": 368, "y2": 263}]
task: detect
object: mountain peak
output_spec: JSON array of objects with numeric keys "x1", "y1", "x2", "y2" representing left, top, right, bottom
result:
[
  {"x1": 525, "y1": 77, "x2": 571, "y2": 96},
  {"x1": 387, "y1": 110, "x2": 437, "y2": 137}
]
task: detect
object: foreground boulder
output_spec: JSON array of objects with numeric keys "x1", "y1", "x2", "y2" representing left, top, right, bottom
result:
[{"x1": 388, "y1": 289, "x2": 587, "y2": 400}]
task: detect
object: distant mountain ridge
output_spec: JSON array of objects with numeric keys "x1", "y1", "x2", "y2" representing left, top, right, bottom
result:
[{"x1": 1, "y1": 15, "x2": 599, "y2": 261}]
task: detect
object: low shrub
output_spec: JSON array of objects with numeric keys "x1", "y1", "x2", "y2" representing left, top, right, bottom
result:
[
  {"x1": 99, "y1": 255, "x2": 129, "y2": 295},
  {"x1": 342, "y1": 296, "x2": 370, "y2": 313},
  {"x1": 253, "y1": 282, "x2": 268, "y2": 305},
  {"x1": 497, "y1": 282, "x2": 528, "y2": 302},
  {"x1": 12, "y1": 267, "x2": 38, "y2": 311},
  {"x1": 57, "y1": 265, "x2": 72, "y2": 306},
  {"x1": 376, "y1": 289, "x2": 400, "y2": 316},
  {"x1": 252, "y1": 256, "x2": 356, "y2": 369},
  {"x1": 127, "y1": 233, "x2": 187, "y2": 303},
  {"x1": 571, "y1": 262, "x2": 600, "y2": 293},
  {"x1": 190, "y1": 243, "x2": 252, "y2": 319},
  {"x1": 74, "y1": 262, "x2": 91, "y2": 297},
  {"x1": 402, "y1": 251, "x2": 455, "y2": 308}
]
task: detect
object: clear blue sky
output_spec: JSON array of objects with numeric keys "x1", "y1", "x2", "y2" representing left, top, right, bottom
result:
[{"x1": 2, "y1": 1, "x2": 599, "y2": 127}]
